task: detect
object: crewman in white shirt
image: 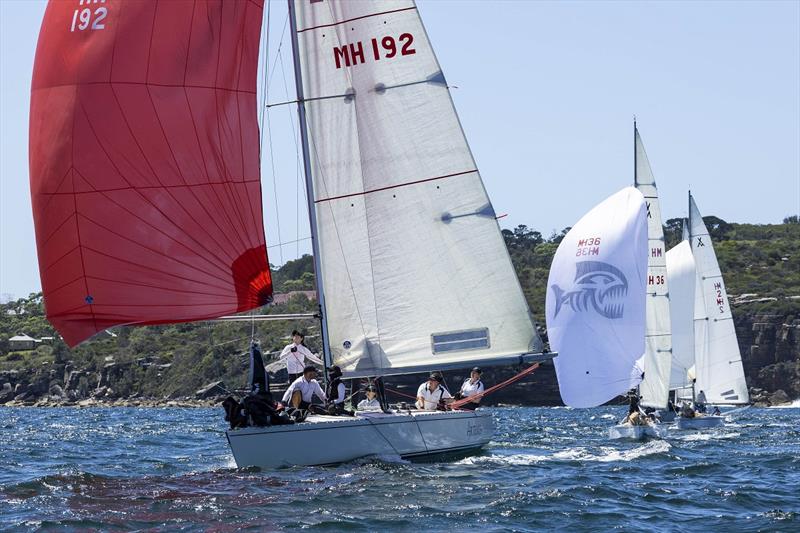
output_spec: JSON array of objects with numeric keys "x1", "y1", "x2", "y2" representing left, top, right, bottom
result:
[
  {"x1": 282, "y1": 365, "x2": 327, "y2": 410},
  {"x1": 416, "y1": 372, "x2": 452, "y2": 410},
  {"x1": 456, "y1": 367, "x2": 484, "y2": 410},
  {"x1": 357, "y1": 384, "x2": 381, "y2": 411},
  {"x1": 278, "y1": 330, "x2": 324, "y2": 383}
]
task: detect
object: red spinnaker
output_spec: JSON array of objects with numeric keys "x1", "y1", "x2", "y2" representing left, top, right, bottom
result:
[{"x1": 29, "y1": 0, "x2": 271, "y2": 346}]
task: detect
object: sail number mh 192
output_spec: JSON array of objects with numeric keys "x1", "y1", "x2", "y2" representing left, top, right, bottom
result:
[
  {"x1": 333, "y1": 33, "x2": 416, "y2": 69},
  {"x1": 70, "y1": 0, "x2": 108, "y2": 32}
]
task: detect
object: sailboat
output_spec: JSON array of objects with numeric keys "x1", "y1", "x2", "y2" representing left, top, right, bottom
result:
[
  {"x1": 669, "y1": 193, "x2": 750, "y2": 429},
  {"x1": 28, "y1": 0, "x2": 552, "y2": 468},
  {"x1": 633, "y1": 124, "x2": 673, "y2": 419},
  {"x1": 546, "y1": 187, "x2": 653, "y2": 438}
]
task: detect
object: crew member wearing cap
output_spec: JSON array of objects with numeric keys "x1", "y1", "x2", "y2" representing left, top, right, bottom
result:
[
  {"x1": 281, "y1": 365, "x2": 327, "y2": 410},
  {"x1": 416, "y1": 372, "x2": 452, "y2": 410},
  {"x1": 357, "y1": 384, "x2": 381, "y2": 411},
  {"x1": 278, "y1": 330, "x2": 324, "y2": 383},
  {"x1": 456, "y1": 367, "x2": 484, "y2": 410}
]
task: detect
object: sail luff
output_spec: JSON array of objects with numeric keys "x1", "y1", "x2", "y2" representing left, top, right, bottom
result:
[
  {"x1": 688, "y1": 193, "x2": 749, "y2": 404},
  {"x1": 287, "y1": 0, "x2": 333, "y2": 370},
  {"x1": 666, "y1": 240, "x2": 696, "y2": 390},
  {"x1": 634, "y1": 126, "x2": 672, "y2": 409}
]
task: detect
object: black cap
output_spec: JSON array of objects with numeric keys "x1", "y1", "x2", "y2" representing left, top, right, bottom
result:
[
  {"x1": 365, "y1": 384, "x2": 377, "y2": 393},
  {"x1": 471, "y1": 367, "x2": 482, "y2": 374},
  {"x1": 428, "y1": 372, "x2": 443, "y2": 383},
  {"x1": 292, "y1": 330, "x2": 305, "y2": 338},
  {"x1": 303, "y1": 365, "x2": 317, "y2": 374},
  {"x1": 328, "y1": 365, "x2": 342, "y2": 378}
]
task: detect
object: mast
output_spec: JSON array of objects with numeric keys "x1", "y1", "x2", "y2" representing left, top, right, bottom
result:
[
  {"x1": 287, "y1": 0, "x2": 332, "y2": 372},
  {"x1": 633, "y1": 118, "x2": 638, "y2": 186}
]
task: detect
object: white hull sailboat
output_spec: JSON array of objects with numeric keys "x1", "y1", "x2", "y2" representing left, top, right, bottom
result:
[
  {"x1": 666, "y1": 193, "x2": 751, "y2": 429},
  {"x1": 28, "y1": 0, "x2": 552, "y2": 469},
  {"x1": 228, "y1": 409, "x2": 494, "y2": 468}
]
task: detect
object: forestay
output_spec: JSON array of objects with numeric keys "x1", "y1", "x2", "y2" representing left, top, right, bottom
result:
[
  {"x1": 665, "y1": 240, "x2": 695, "y2": 391},
  {"x1": 547, "y1": 187, "x2": 648, "y2": 408},
  {"x1": 689, "y1": 194, "x2": 749, "y2": 404},
  {"x1": 29, "y1": 1, "x2": 272, "y2": 346},
  {"x1": 633, "y1": 127, "x2": 672, "y2": 409},
  {"x1": 292, "y1": 1, "x2": 540, "y2": 376}
]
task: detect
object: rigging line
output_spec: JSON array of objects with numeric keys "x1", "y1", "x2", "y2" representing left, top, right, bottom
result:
[
  {"x1": 266, "y1": 12, "x2": 290, "y2": 95},
  {"x1": 267, "y1": 236, "x2": 311, "y2": 250}
]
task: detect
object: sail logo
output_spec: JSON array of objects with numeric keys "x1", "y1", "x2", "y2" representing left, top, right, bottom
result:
[{"x1": 551, "y1": 261, "x2": 629, "y2": 319}]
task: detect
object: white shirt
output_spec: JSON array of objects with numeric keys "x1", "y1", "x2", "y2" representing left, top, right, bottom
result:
[
  {"x1": 357, "y1": 397, "x2": 381, "y2": 411},
  {"x1": 460, "y1": 378, "x2": 484, "y2": 402},
  {"x1": 281, "y1": 376, "x2": 327, "y2": 404},
  {"x1": 416, "y1": 382, "x2": 451, "y2": 410},
  {"x1": 278, "y1": 343, "x2": 324, "y2": 374}
]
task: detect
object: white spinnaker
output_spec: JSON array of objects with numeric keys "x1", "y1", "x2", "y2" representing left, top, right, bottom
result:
[
  {"x1": 547, "y1": 187, "x2": 648, "y2": 408},
  {"x1": 293, "y1": 1, "x2": 540, "y2": 376},
  {"x1": 634, "y1": 128, "x2": 672, "y2": 409},
  {"x1": 688, "y1": 194, "x2": 749, "y2": 404},
  {"x1": 666, "y1": 240, "x2": 695, "y2": 391}
]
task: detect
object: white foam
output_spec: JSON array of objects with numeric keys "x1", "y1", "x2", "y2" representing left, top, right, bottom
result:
[{"x1": 458, "y1": 441, "x2": 671, "y2": 466}]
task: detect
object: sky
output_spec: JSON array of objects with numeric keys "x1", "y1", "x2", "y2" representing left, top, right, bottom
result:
[{"x1": 1, "y1": 0, "x2": 798, "y2": 301}]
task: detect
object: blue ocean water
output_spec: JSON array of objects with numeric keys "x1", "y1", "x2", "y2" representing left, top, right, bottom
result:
[{"x1": 1, "y1": 406, "x2": 798, "y2": 531}]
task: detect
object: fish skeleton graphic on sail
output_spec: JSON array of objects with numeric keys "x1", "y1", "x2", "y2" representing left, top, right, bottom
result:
[{"x1": 550, "y1": 261, "x2": 629, "y2": 319}]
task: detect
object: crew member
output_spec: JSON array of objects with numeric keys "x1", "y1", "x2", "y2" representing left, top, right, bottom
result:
[
  {"x1": 325, "y1": 365, "x2": 351, "y2": 415},
  {"x1": 278, "y1": 330, "x2": 324, "y2": 383},
  {"x1": 282, "y1": 365, "x2": 327, "y2": 410},
  {"x1": 455, "y1": 367, "x2": 484, "y2": 410},
  {"x1": 357, "y1": 384, "x2": 381, "y2": 411},
  {"x1": 416, "y1": 372, "x2": 452, "y2": 410}
]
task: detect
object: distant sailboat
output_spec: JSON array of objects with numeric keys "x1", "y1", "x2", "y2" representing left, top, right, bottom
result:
[
  {"x1": 666, "y1": 194, "x2": 750, "y2": 429},
  {"x1": 633, "y1": 124, "x2": 673, "y2": 413},
  {"x1": 29, "y1": 0, "x2": 552, "y2": 467}
]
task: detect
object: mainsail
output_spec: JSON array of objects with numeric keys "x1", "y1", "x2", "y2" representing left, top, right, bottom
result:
[
  {"x1": 688, "y1": 193, "x2": 749, "y2": 404},
  {"x1": 29, "y1": 1, "x2": 272, "y2": 346},
  {"x1": 291, "y1": 0, "x2": 541, "y2": 376},
  {"x1": 633, "y1": 125, "x2": 672, "y2": 409},
  {"x1": 665, "y1": 240, "x2": 695, "y2": 391},
  {"x1": 547, "y1": 187, "x2": 648, "y2": 408}
]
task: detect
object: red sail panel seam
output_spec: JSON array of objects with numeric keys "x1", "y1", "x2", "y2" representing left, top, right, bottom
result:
[
  {"x1": 296, "y1": 6, "x2": 417, "y2": 33},
  {"x1": 314, "y1": 170, "x2": 477, "y2": 203},
  {"x1": 38, "y1": 166, "x2": 74, "y2": 213},
  {"x1": 37, "y1": 179, "x2": 261, "y2": 196},
  {"x1": 32, "y1": 82, "x2": 257, "y2": 94}
]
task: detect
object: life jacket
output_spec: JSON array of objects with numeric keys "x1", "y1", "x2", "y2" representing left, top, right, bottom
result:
[{"x1": 327, "y1": 376, "x2": 342, "y2": 402}]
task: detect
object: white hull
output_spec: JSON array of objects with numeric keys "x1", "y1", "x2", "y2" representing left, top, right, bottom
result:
[
  {"x1": 608, "y1": 424, "x2": 665, "y2": 440},
  {"x1": 676, "y1": 415, "x2": 725, "y2": 430},
  {"x1": 226, "y1": 409, "x2": 495, "y2": 468}
]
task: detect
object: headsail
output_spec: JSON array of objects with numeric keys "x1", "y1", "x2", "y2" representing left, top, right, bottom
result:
[
  {"x1": 29, "y1": 1, "x2": 272, "y2": 346},
  {"x1": 688, "y1": 194, "x2": 749, "y2": 404},
  {"x1": 665, "y1": 240, "x2": 695, "y2": 391},
  {"x1": 547, "y1": 187, "x2": 648, "y2": 408},
  {"x1": 291, "y1": 1, "x2": 541, "y2": 377},
  {"x1": 633, "y1": 125, "x2": 672, "y2": 409}
]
